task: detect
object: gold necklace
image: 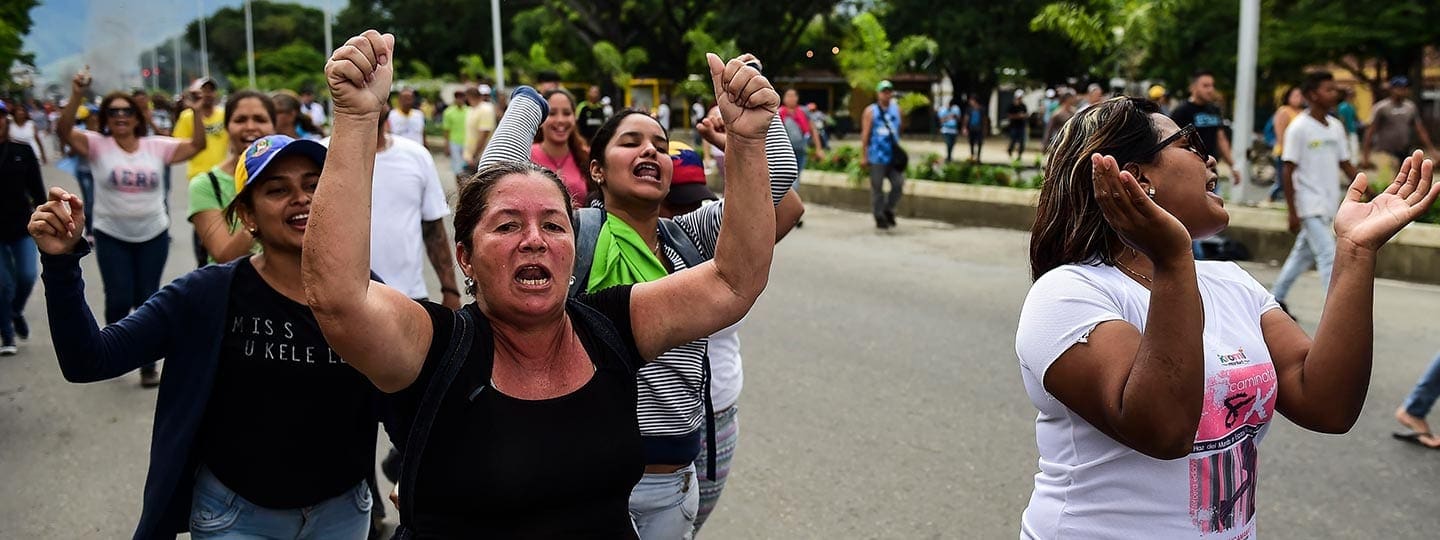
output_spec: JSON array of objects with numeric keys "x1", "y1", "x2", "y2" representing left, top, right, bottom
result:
[{"x1": 1115, "y1": 256, "x2": 1153, "y2": 283}]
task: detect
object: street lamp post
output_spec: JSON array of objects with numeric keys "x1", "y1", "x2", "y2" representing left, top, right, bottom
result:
[
  {"x1": 491, "y1": 0, "x2": 504, "y2": 92},
  {"x1": 245, "y1": 0, "x2": 257, "y2": 88},
  {"x1": 197, "y1": 0, "x2": 210, "y2": 78},
  {"x1": 1232, "y1": 0, "x2": 1260, "y2": 203},
  {"x1": 174, "y1": 35, "x2": 182, "y2": 94}
]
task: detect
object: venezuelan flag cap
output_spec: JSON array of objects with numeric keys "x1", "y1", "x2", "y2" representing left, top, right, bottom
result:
[{"x1": 233, "y1": 134, "x2": 327, "y2": 194}]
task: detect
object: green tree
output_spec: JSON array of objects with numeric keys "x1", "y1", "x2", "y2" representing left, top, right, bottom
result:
[
  {"x1": 337, "y1": 0, "x2": 542, "y2": 80},
  {"x1": 836, "y1": 12, "x2": 936, "y2": 97},
  {"x1": 882, "y1": 0, "x2": 1084, "y2": 103},
  {"x1": 247, "y1": 40, "x2": 327, "y2": 92},
  {"x1": 1030, "y1": 0, "x2": 1183, "y2": 81},
  {"x1": 455, "y1": 54, "x2": 494, "y2": 82},
  {"x1": 186, "y1": 0, "x2": 327, "y2": 83},
  {"x1": 0, "y1": 0, "x2": 39, "y2": 86},
  {"x1": 591, "y1": 41, "x2": 649, "y2": 88},
  {"x1": 1260, "y1": 0, "x2": 1440, "y2": 97}
]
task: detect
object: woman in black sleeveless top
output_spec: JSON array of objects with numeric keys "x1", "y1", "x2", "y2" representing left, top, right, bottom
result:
[{"x1": 303, "y1": 31, "x2": 782, "y2": 537}]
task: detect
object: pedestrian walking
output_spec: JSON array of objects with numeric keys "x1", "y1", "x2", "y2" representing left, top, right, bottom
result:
[
  {"x1": 387, "y1": 87, "x2": 426, "y2": 146},
  {"x1": 779, "y1": 88, "x2": 823, "y2": 173},
  {"x1": 173, "y1": 77, "x2": 229, "y2": 181},
  {"x1": 965, "y1": 95, "x2": 988, "y2": 161},
  {"x1": 300, "y1": 88, "x2": 327, "y2": 131},
  {"x1": 1395, "y1": 353, "x2": 1440, "y2": 449},
  {"x1": 463, "y1": 84, "x2": 497, "y2": 174},
  {"x1": 1018, "y1": 95, "x2": 1438, "y2": 538},
  {"x1": 303, "y1": 31, "x2": 782, "y2": 538},
  {"x1": 0, "y1": 102, "x2": 45, "y2": 356},
  {"x1": 578, "y1": 85, "x2": 609, "y2": 142},
  {"x1": 938, "y1": 99, "x2": 961, "y2": 163},
  {"x1": 441, "y1": 89, "x2": 469, "y2": 181},
  {"x1": 1267, "y1": 85, "x2": 1305, "y2": 202},
  {"x1": 1042, "y1": 92, "x2": 1076, "y2": 151},
  {"x1": 861, "y1": 80, "x2": 905, "y2": 229},
  {"x1": 529, "y1": 89, "x2": 591, "y2": 207},
  {"x1": 1006, "y1": 90, "x2": 1029, "y2": 160},
  {"x1": 1170, "y1": 70, "x2": 1241, "y2": 186},
  {"x1": 807, "y1": 102, "x2": 831, "y2": 150},
  {"x1": 31, "y1": 134, "x2": 383, "y2": 539},
  {"x1": 1362, "y1": 76, "x2": 1437, "y2": 170},
  {"x1": 7, "y1": 101, "x2": 49, "y2": 164},
  {"x1": 189, "y1": 91, "x2": 275, "y2": 265},
  {"x1": 270, "y1": 91, "x2": 323, "y2": 141},
  {"x1": 1271, "y1": 72, "x2": 1359, "y2": 311},
  {"x1": 57, "y1": 70, "x2": 209, "y2": 387}
]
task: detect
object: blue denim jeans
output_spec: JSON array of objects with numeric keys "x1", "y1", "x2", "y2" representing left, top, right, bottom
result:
[
  {"x1": 0, "y1": 237, "x2": 38, "y2": 343},
  {"x1": 94, "y1": 230, "x2": 170, "y2": 374},
  {"x1": 448, "y1": 141, "x2": 467, "y2": 176},
  {"x1": 1404, "y1": 353, "x2": 1440, "y2": 419},
  {"x1": 1270, "y1": 215, "x2": 1336, "y2": 303},
  {"x1": 629, "y1": 463, "x2": 699, "y2": 540},
  {"x1": 190, "y1": 466, "x2": 372, "y2": 539}
]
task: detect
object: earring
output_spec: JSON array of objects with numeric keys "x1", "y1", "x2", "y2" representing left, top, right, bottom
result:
[
  {"x1": 464, "y1": 276, "x2": 475, "y2": 288},
  {"x1": 1145, "y1": 187, "x2": 1156, "y2": 199},
  {"x1": 247, "y1": 227, "x2": 258, "y2": 235}
]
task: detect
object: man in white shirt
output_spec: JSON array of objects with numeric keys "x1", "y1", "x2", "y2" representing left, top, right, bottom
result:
[
  {"x1": 1271, "y1": 71, "x2": 1360, "y2": 308},
  {"x1": 464, "y1": 84, "x2": 497, "y2": 171},
  {"x1": 300, "y1": 88, "x2": 326, "y2": 130},
  {"x1": 329, "y1": 108, "x2": 460, "y2": 309},
  {"x1": 387, "y1": 87, "x2": 427, "y2": 147}
]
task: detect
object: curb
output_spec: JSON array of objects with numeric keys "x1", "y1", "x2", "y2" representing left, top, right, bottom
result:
[{"x1": 792, "y1": 170, "x2": 1440, "y2": 285}]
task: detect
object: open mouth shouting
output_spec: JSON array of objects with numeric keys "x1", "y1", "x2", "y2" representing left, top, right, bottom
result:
[
  {"x1": 514, "y1": 264, "x2": 553, "y2": 290},
  {"x1": 633, "y1": 161, "x2": 661, "y2": 184}
]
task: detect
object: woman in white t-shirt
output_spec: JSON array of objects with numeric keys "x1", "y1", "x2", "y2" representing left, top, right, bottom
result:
[
  {"x1": 1016, "y1": 96, "x2": 1438, "y2": 539},
  {"x1": 57, "y1": 70, "x2": 207, "y2": 387},
  {"x1": 7, "y1": 104, "x2": 48, "y2": 164}
]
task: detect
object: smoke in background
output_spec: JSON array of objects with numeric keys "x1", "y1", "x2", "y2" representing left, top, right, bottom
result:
[{"x1": 81, "y1": 2, "x2": 144, "y2": 93}]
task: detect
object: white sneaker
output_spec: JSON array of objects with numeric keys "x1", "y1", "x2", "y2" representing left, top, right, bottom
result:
[{"x1": 0, "y1": 345, "x2": 16, "y2": 356}]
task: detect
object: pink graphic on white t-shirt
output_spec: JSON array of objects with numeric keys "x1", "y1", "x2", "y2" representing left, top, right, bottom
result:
[{"x1": 1188, "y1": 362, "x2": 1276, "y2": 535}]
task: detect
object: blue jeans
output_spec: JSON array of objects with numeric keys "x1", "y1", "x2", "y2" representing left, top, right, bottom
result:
[
  {"x1": 76, "y1": 166, "x2": 94, "y2": 235},
  {"x1": 94, "y1": 230, "x2": 170, "y2": 374},
  {"x1": 629, "y1": 464, "x2": 699, "y2": 540},
  {"x1": 0, "y1": 237, "x2": 38, "y2": 343},
  {"x1": 1271, "y1": 215, "x2": 1335, "y2": 303},
  {"x1": 943, "y1": 132, "x2": 958, "y2": 162},
  {"x1": 1404, "y1": 353, "x2": 1440, "y2": 419},
  {"x1": 190, "y1": 466, "x2": 372, "y2": 539},
  {"x1": 448, "y1": 141, "x2": 466, "y2": 177}
]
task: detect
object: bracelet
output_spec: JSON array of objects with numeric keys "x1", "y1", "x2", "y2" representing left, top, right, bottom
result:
[{"x1": 441, "y1": 286, "x2": 460, "y2": 296}]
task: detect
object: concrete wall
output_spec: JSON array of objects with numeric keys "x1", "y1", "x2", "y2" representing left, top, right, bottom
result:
[{"x1": 787, "y1": 170, "x2": 1440, "y2": 284}]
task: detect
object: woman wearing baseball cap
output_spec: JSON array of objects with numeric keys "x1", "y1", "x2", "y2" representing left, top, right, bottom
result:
[{"x1": 30, "y1": 134, "x2": 386, "y2": 539}]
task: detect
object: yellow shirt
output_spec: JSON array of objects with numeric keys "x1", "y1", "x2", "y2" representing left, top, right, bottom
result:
[{"x1": 173, "y1": 107, "x2": 229, "y2": 179}]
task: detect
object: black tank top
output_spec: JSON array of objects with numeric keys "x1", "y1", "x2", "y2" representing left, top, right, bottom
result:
[{"x1": 390, "y1": 286, "x2": 644, "y2": 538}]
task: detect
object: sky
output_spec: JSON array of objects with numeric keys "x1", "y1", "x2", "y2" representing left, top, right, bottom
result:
[{"x1": 23, "y1": 0, "x2": 339, "y2": 87}]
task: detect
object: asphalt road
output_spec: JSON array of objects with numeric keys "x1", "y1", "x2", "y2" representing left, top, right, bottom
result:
[{"x1": 2, "y1": 160, "x2": 1438, "y2": 539}]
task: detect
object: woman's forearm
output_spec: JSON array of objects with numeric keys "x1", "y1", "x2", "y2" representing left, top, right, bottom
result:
[
  {"x1": 711, "y1": 135, "x2": 775, "y2": 304},
  {"x1": 303, "y1": 113, "x2": 382, "y2": 315},
  {"x1": 1293, "y1": 241, "x2": 1376, "y2": 431},
  {"x1": 1117, "y1": 259, "x2": 1206, "y2": 458}
]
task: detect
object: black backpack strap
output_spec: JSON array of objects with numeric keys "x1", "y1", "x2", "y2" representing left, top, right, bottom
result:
[
  {"x1": 657, "y1": 218, "x2": 705, "y2": 269},
  {"x1": 568, "y1": 299, "x2": 642, "y2": 375},
  {"x1": 395, "y1": 307, "x2": 477, "y2": 538},
  {"x1": 206, "y1": 171, "x2": 222, "y2": 202},
  {"x1": 569, "y1": 207, "x2": 606, "y2": 298},
  {"x1": 654, "y1": 220, "x2": 718, "y2": 481}
]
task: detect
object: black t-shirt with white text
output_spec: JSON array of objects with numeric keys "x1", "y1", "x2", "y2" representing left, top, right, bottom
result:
[
  {"x1": 197, "y1": 257, "x2": 379, "y2": 509},
  {"x1": 1170, "y1": 101, "x2": 1225, "y2": 161}
]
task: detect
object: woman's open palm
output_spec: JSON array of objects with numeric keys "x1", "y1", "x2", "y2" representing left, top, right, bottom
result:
[{"x1": 1335, "y1": 151, "x2": 1438, "y2": 252}]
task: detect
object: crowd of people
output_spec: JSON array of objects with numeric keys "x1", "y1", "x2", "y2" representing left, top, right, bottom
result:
[{"x1": 3, "y1": 24, "x2": 1440, "y2": 540}]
